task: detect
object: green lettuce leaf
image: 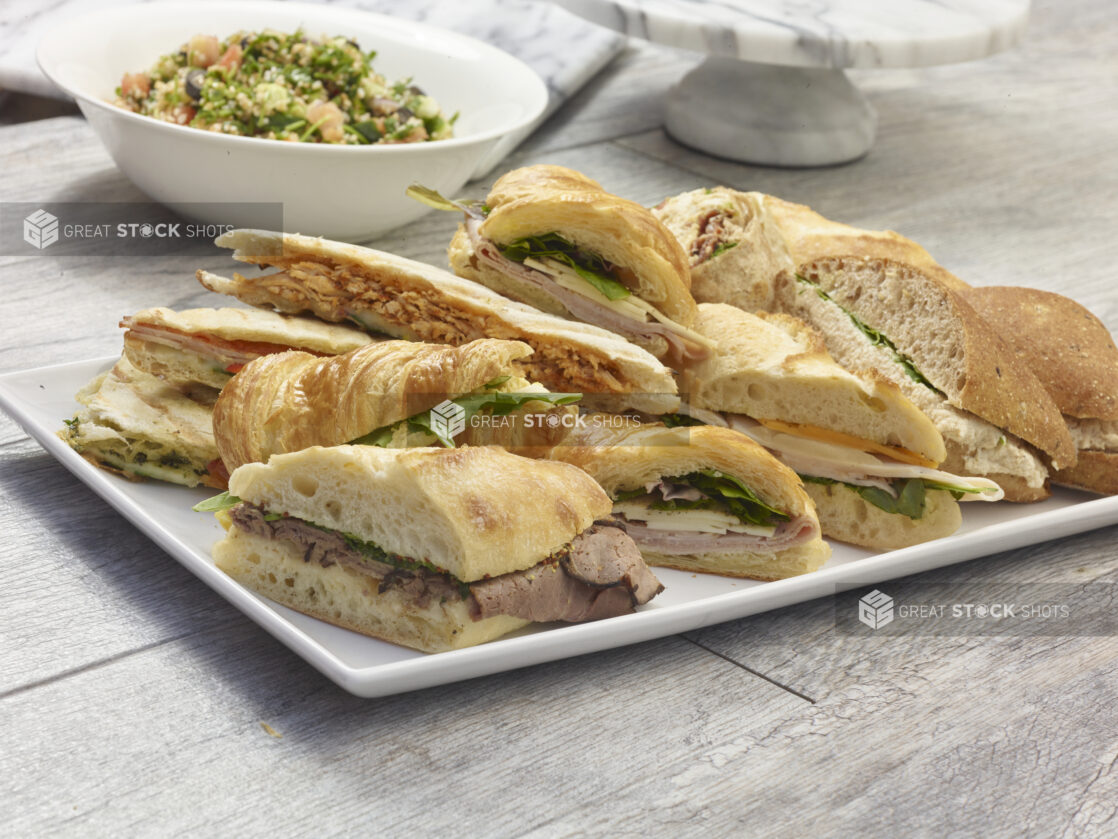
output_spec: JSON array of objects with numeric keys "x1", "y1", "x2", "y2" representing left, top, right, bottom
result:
[
  {"x1": 499, "y1": 233, "x2": 631, "y2": 301},
  {"x1": 802, "y1": 475, "x2": 928, "y2": 519},
  {"x1": 795, "y1": 274, "x2": 943, "y2": 395},
  {"x1": 350, "y1": 389, "x2": 581, "y2": 449},
  {"x1": 626, "y1": 469, "x2": 791, "y2": 528}
]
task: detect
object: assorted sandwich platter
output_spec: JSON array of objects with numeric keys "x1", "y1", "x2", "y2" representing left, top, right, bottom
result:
[{"x1": 4, "y1": 356, "x2": 1117, "y2": 698}]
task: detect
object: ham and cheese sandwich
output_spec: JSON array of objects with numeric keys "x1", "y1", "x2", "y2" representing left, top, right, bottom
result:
[
  {"x1": 197, "y1": 229, "x2": 679, "y2": 415},
  {"x1": 679, "y1": 304, "x2": 1003, "y2": 550},
  {"x1": 551, "y1": 421, "x2": 829, "y2": 580},
  {"x1": 212, "y1": 338, "x2": 579, "y2": 472},
  {"x1": 422, "y1": 165, "x2": 713, "y2": 367},
  {"x1": 204, "y1": 445, "x2": 663, "y2": 652},
  {"x1": 121, "y1": 306, "x2": 374, "y2": 390}
]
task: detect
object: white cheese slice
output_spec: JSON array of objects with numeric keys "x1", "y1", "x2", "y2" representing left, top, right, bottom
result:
[{"x1": 613, "y1": 497, "x2": 777, "y2": 536}]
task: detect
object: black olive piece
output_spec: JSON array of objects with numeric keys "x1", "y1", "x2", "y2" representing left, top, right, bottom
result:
[
  {"x1": 240, "y1": 36, "x2": 250, "y2": 49},
  {"x1": 347, "y1": 38, "x2": 361, "y2": 49},
  {"x1": 185, "y1": 69, "x2": 206, "y2": 102},
  {"x1": 407, "y1": 85, "x2": 425, "y2": 96},
  {"x1": 396, "y1": 107, "x2": 414, "y2": 122},
  {"x1": 176, "y1": 50, "x2": 187, "y2": 61}
]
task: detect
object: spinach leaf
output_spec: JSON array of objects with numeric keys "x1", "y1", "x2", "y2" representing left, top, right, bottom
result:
[{"x1": 499, "y1": 233, "x2": 631, "y2": 301}]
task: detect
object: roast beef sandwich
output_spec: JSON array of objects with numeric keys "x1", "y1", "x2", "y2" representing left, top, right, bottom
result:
[
  {"x1": 197, "y1": 229, "x2": 679, "y2": 415},
  {"x1": 678, "y1": 303, "x2": 1003, "y2": 549},
  {"x1": 551, "y1": 421, "x2": 830, "y2": 580},
  {"x1": 204, "y1": 445, "x2": 663, "y2": 652},
  {"x1": 961, "y1": 285, "x2": 1118, "y2": 495},
  {"x1": 121, "y1": 306, "x2": 373, "y2": 391},
  {"x1": 60, "y1": 357, "x2": 224, "y2": 488},
  {"x1": 212, "y1": 338, "x2": 579, "y2": 472},
  {"x1": 425, "y1": 165, "x2": 713, "y2": 367}
]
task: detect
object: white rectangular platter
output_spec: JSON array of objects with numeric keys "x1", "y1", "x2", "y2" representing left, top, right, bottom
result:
[{"x1": 4, "y1": 357, "x2": 1117, "y2": 698}]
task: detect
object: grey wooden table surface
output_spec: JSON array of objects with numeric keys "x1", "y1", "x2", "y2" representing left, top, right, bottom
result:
[{"x1": 3, "y1": 1, "x2": 1118, "y2": 835}]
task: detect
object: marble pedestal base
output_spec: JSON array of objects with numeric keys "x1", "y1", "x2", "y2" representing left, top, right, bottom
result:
[{"x1": 664, "y1": 57, "x2": 877, "y2": 167}]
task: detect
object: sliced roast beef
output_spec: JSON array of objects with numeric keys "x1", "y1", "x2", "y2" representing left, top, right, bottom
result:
[{"x1": 230, "y1": 504, "x2": 661, "y2": 622}]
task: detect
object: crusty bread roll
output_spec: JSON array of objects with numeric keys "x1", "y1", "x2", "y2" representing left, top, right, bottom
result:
[
  {"x1": 227, "y1": 445, "x2": 613, "y2": 584},
  {"x1": 802, "y1": 481, "x2": 962, "y2": 550},
  {"x1": 651, "y1": 187, "x2": 791, "y2": 313},
  {"x1": 961, "y1": 285, "x2": 1118, "y2": 495},
  {"x1": 684, "y1": 303, "x2": 946, "y2": 464},
  {"x1": 198, "y1": 229, "x2": 679, "y2": 414},
  {"x1": 551, "y1": 422, "x2": 830, "y2": 580},
  {"x1": 214, "y1": 527, "x2": 528, "y2": 653},
  {"x1": 478, "y1": 165, "x2": 696, "y2": 325},
  {"x1": 212, "y1": 338, "x2": 571, "y2": 471}
]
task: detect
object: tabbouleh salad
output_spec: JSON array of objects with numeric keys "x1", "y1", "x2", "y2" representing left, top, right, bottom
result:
[{"x1": 114, "y1": 29, "x2": 457, "y2": 145}]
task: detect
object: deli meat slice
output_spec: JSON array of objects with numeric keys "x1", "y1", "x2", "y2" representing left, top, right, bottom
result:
[{"x1": 619, "y1": 514, "x2": 821, "y2": 555}]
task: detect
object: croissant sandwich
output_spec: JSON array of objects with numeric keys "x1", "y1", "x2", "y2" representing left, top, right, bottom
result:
[
  {"x1": 680, "y1": 304, "x2": 1003, "y2": 549},
  {"x1": 418, "y1": 165, "x2": 713, "y2": 367},
  {"x1": 197, "y1": 228, "x2": 679, "y2": 415},
  {"x1": 121, "y1": 306, "x2": 373, "y2": 391},
  {"x1": 203, "y1": 445, "x2": 664, "y2": 652},
  {"x1": 212, "y1": 338, "x2": 580, "y2": 472}
]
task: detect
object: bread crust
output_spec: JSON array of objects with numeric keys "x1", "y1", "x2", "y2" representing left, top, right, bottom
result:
[
  {"x1": 790, "y1": 257, "x2": 1076, "y2": 470},
  {"x1": 124, "y1": 306, "x2": 374, "y2": 354},
  {"x1": 479, "y1": 165, "x2": 697, "y2": 325},
  {"x1": 214, "y1": 527, "x2": 528, "y2": 652},
  {"x1": 212, "y1": 338, "x2": 567, "y2": 471},
  {"x1": 803, "y1": 482, "x2": 961, "y2": 549},
  {"x1": 1052, "y1": 450, "x2": 1118, "y2": 495},
  {"x1": 199, "y1": 230, "x2": 679, "y2": 414},
  {"x1": 683, "y1": 303, "x2": 946, "y2": 462},
  {"x1": 651, "y1": 187, "x2": 791, "y2": 312},
  {"x1": 228, "y1": 444, "x2": 613, "y2": 582},
  {"x1": 960, "y1": 286, "x2": 1118, "y2": 421}
]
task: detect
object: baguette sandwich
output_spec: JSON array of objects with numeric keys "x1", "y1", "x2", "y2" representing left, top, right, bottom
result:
[
  {"x1": 961, "y1": 286, "x2": 1118, "y2": 494},
  {"x1": 60, "y1": 357, "x2": 224, "y2": 488},
  {"x1": 197, "y1": 229, "x2": 679, "y2": 414},
  {"x1": 680, "y1": 304, "x2": 1003, "y2": 548},
  {"x1": 212, "y1": 338, "x2": 579, "y2": 472},
  {"x1": 121, "y1": 306, "x2": 373, "y2": 391},
  {"x1": 551, "y1": 421, "x2": 829, "y2": 580},
  {"x1": 206, "y1": 445, "x2": 664, "y2": 652},
  {"x1": 432, "y1": 165, "x2": 712, "y2": 367}
]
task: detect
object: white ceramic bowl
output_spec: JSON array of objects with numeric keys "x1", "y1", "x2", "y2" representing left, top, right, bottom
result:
[{"x1": 37, "y1": 1, "x2": 548, "y2": 241}]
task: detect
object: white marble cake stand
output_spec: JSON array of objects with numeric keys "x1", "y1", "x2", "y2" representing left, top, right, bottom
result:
[{"x1": 555, "y1": 0, "x2": 1030, "y2": 166}]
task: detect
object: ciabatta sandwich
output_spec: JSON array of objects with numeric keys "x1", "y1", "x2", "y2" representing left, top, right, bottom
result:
[
  {"x1": 197, "y1": 229, "x2": 679, "y2": 414},
  {"x1": 206, "y1": 445, "x2": 663, "y2": 652},
  {"x1": 431, "y1": 166, "x2": 711, "y2": 367},
  {"x1": 679, "y1": 304, "x2": 1003, "y2": 549},
  {"x1": 961, "y1": 285, "x2": 1118, "y2": 495},
  {"x1": 552, "y1": 420, "x2": 829, "y2": 580},
  {"x1": 212, "y1": 339, "x2": 579, "y2": 472},
  {"x1": 60, "y1": 357, "x2": 224, "y2": 488},
  {"x1": 121, "y1": 306, "x2": 373, "y2": 390}
]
